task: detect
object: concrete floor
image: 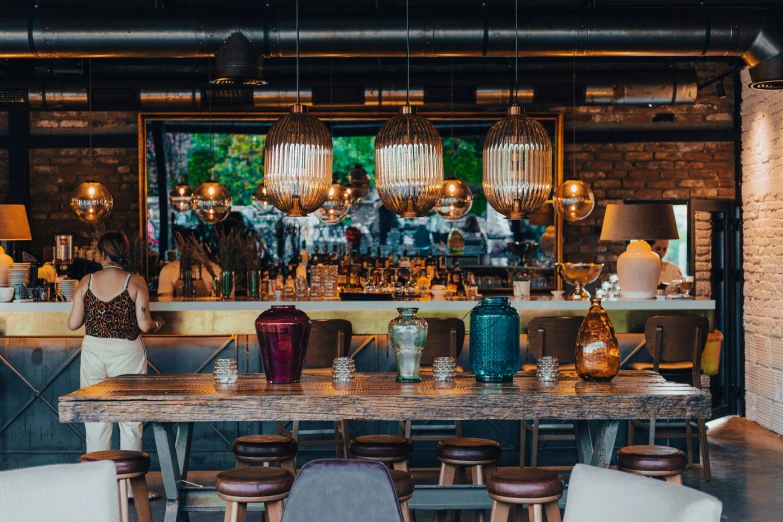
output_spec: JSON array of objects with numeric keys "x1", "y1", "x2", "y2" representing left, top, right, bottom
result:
[{"x1": 134, "y1": 416, "x2": 783, "y2": 521}]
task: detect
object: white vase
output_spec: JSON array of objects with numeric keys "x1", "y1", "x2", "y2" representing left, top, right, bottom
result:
[
  {"x1": 617, "y1": 241, "x2": 661, "y2": 299},
  {"x1": 0, "y1": 246, "x2": 12, "y2": 286}
]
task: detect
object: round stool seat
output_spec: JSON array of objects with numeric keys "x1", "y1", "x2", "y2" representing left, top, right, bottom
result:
[
  {"x1": 232, "y1": 435, "x2": 298, "y2": 461},
  {"x1": 486, "y1": 469, "x2": 564, "y2": 499},
  {"x1": 78, "y1": 450, "x2": 150, "y2": 476},
  {"x1": 349, "y1": 435, "x2": 413, "y2": 460},
  {"x1": 389, "y1": 470, "x2": 415, "y2": 499},
  {"x1": 617, "y1": 445, "x2": 687, "y2": 473},
  {"x1": 215, "y1": 467, "x2": 294, "y2": 499},
  {"x1": 437, "y1": 437, "x2": 502, "y2": 463}
]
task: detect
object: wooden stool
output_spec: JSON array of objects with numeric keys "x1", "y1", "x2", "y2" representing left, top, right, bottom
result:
[
  {"x1": 390, "y1": 469, "x2": 415, "y2": 522},
  {"x1": 78, "y1": 450, "x2": 153, "y2": 522},
  {"x1": 435, "y1": 437, "x2": 502, "y2": 522},
  {"x1": 215, "y1": 467, "x2": 294, "y2": 522},
  {"x1": 616, "y1": 445, "x2": 687, "y2": 485},
  {"x1": 487, "y1": 469, "x2": 563, "y2": 522},
  {"x1": 232, "y1": 435, "x2": 298, "y2": 474},
  {"x1": 348, "y1": 435, "x2": 413, "y2": 471}
]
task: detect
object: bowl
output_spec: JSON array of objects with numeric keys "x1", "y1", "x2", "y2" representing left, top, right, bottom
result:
[
  {"x1": 550, "y1": 290, "x2": 565, "y2": 300},
  {"x1": 431, "y1": 286, "x2": 448, "y2": 301},
  {"x1": 0, "y1": 287, "x2": 15, "y2": 302}
]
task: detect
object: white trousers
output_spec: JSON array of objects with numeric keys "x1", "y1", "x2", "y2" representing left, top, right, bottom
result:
[{"x1": 80, "y1": 335, "x2": 147, "y2": 453}]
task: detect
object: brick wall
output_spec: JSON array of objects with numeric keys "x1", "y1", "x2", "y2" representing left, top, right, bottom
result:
[
  {"x1": 694, "y1": 211, "x2": 713, "y2": 298},
  {"x1": 740, "y1": 69, "x2": 783, "y2": 436},
  {"x1": 29, "y1": 111, "x2": 137, "y2": 135}
]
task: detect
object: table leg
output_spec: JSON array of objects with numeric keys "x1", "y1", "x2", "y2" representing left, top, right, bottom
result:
[
  {"x1": 589, "y1": 421, "x2": 619, "y2": 468},
  {"x1": 154, "y1": 422, "x2": 194, "y2": 522},
  {"x1": 574, "y1": 421, "x2": 593, "y2": 464}
]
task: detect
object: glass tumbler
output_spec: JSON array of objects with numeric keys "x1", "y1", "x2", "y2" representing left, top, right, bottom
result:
[
  {"x1": 536, "y1": 356, "x2": 559, "y2": 382},
  {"x1": 214, "y1": 359, "x2": 238, "y2": 384},
  {"x1": 433, "y1": 357, "x2": 457, "y2": 382}
]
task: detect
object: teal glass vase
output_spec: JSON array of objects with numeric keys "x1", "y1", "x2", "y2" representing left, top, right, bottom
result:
[
  {"x1": 388, "y1": 307, "x2": 428, "y2": 382},
  {"x1": 470, "y1": 296, "x2": 520, "y2": 382}
]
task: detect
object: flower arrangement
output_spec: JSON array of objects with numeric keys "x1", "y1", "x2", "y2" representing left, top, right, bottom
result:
[{"x1": 214, "y1": 228, "x2": 245, "y2": 274}]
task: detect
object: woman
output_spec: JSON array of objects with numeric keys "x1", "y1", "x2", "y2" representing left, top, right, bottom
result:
[
  {"x1": 650, "y1": 239, "x2": 683, "y2": 284},
  {"x1": 68, "y1": 231, "x2": 164, "y2": 454}
]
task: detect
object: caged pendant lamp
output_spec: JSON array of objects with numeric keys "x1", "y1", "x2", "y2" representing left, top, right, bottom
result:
[
  {"x1": 483, "y1": 0, "x2": 552, "y2": 220},
  {"x1": 375, "y1": 0, "x2": 443, "y2": 218},
  {"x1": 264, "y1": 0, "x2": 333, "y2": 217}
]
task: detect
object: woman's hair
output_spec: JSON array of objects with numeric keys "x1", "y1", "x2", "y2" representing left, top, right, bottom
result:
[{"x1": 97, "y1": 231, "x2": 130, "y2": 264}]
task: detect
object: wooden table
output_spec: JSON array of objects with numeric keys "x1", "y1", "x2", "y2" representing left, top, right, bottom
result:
[{"x1": 59, "y1": 370, "x2": 711, "y2": 522}]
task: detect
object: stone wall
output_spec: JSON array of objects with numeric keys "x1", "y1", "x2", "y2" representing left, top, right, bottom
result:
[{"x1": 741, "y1": 68, "x2": 783, "y2": 436}]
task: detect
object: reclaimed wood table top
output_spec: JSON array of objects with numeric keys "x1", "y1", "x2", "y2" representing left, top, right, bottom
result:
[{"x1": 59, "y1": 370, "x2": 711, "y2": 423}]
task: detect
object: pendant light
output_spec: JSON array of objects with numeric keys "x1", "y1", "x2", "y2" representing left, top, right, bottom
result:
[
  {"x1": 264, "y1": 0, "x2": 333, "y2": 217},
  {"x1": 169, "y1": 182, "x2": 193, "y2": 213},
  {"x1": 375, "y1": 0, "x2": 443, "y2": 218},
  {"x1": 483, "y1": 0, "x2": 551, "y2": 220},
  {"x1": 251, "y1": 183, "x2": 275, "y2": 215},
  {"x1": 314, "y1": 183, "x2": 353, "y2": 225}
]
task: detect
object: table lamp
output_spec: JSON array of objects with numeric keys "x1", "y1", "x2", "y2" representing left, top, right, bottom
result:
[
  {"x1": 599, "y1": 203, "x2": 679, "y2": 299},
  {"x1": 0, "y1": 205, "x2": 33, "y2": 282}
]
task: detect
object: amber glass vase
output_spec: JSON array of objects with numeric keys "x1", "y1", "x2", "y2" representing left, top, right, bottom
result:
[{"x1": 575, "y1": 298, "x2": 620, "y2": 382}]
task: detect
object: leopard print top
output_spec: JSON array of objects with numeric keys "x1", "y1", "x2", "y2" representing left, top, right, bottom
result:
[{"x1": 84, "y1": 273, "x2": 141, "y2": 341}]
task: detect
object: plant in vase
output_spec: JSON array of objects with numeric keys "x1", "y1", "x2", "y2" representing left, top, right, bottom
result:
[
  {"x1": 173, "y1": 232, "x2": 200, "y2": 298},
  {"x1": 214, "y1": 228, "x2": 245, "y2": 300},
  {"x1": 245, "y1": 233, "x2": 267, "y2": 300}
]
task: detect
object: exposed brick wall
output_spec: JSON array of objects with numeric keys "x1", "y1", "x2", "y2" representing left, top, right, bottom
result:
[
  {"x1": 29, "y1": 148, "x2": 139, "y2": 258},
  {"x1": 694, "y1": 211, "x2": 713, "y2": 298},
  {"x1": 740, "y1": 69, "x2": 783, "y2": 436},
  {"x1": 30, "y1": 111, "x2": 137, "y2": 135}
]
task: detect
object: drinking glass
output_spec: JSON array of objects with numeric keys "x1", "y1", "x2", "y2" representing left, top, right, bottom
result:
[
  {"x1": 214, "y1": 359, "x2": 238, "y2": 384},
  {"x1": 681, "y1": 275, "x2": 694, "y2": 296}
]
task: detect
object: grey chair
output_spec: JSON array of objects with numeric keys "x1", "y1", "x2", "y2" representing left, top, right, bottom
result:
[
  {"x1": 563, "y1": 464, "x2": 722, "y2": 522},
  {"x1": 281, "y1": 459, "x2": 404, "y2": 522}
]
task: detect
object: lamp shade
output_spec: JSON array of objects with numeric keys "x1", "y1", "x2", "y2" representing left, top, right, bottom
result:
[
  {"x1": 600, "y1": 203, "x2": 679, "y2": 241},
  {"x1": 0, "y1": 205, "x2": 32, "y2": 240}
]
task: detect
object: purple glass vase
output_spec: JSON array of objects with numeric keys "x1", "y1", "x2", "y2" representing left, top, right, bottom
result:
[{"x1": 255, "y1": 305, "x2": 311, "y2": 384}]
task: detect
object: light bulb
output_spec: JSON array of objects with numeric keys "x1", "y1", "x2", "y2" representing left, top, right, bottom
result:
[{"x1": 554, "y1": 180, "x2": 595, "y2": 222}]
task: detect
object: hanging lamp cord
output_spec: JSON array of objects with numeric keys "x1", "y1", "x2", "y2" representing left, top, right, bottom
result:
[
  {"x1": 406, "y1": 0, "x2": 410, "y2": 106},
  {"x1": 573, "y1": 52, "x2": 577, "y2": 177},
  {"x1": 88, "y1": 59, "x2": 92, "y2": 166},
  {"x1": 514, "y1": 0, "x2": 518, "y2": 105},
  {"x1": 296, "y1": 0, "x2": 300, "y2": 106}
]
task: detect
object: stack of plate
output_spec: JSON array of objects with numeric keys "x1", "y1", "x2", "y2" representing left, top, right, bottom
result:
[
  {"x1": 8, "y1": 264, "x2": 31, "y2": 286},
  {"x1": 57, "y1": 280, "x2": 78, "y2": 302}
]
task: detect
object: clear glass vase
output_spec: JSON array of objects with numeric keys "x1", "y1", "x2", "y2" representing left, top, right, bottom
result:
[
  {"x1": 388, "y1": 307, "x2": 428, "y2": 383},
  {"x1": 221, "y1": 271, "x2": 235, "y2": 300}
]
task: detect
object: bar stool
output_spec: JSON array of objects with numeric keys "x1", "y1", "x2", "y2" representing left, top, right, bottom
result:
[
  {"x1": 348, "y1": 435, "x2": 413, "y2": 471},
  {"x1": 390, "y1": 469, "x2": 415, "y2": 522},
  {"x1": 435, "y1": 437, "x2": 501, "y2": 522},
  {"x1": 520, "y1": 316, "x2": 582, "y2": 468},
  {"x1": 215, "y1": 467, "x2": 294, "y2": 522},
  {"x1": 232, "y1": 435, "x2": 298, "y2": 474},
  {"x1": 616, "y1": 445, "x2": 687, "y2": 485},
  {"x1": 486, "y1": 469, "x2": 564, "y2": 522},
  {"x1": 78, "y1": 450, "x2": 153, "y2": 522}
]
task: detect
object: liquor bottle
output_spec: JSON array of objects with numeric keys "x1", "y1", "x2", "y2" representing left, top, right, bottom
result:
[
  {"x1": 330, "y1": 245, "x2": 339, "y2": 265},
  {"x1": 416, "y1": 268, "x2": 431, "y2": 295},
  {"x1": 275, "y1": 262, "x2": 285, "y2": 291},
  {"x1": 451, "y1": 259, "x2": 463, "y2": 286},
  {"x1": 426, "y1": 252, "x2": 436, "y2": 280},
  {"x1": 375, "y1": 247, "x2": 384, "y2": 269},
  {"x1": 385, "y1": 251, "x2": 395, "y2": 268},
  {"x1": 311, "y1": 246, "x2": 321, "y2": 267},
  {"x1": 299, "y1": 240, "x2": 309, "y2": 267},
  {"x1": 399, "y1": 249, "x2": 411, "y2": 269},
  {"x1": 296, "y1": 255, "x2": 308, "y2": 281},
  {"x1": 349, "y1": 266, "x2": 359, "y2": 287}
]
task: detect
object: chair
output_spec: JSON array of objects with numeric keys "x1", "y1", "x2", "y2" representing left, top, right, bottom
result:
[
  {"x1": 400, "y1": 318, "x2": 465, "y2": 441},
  {"x1": 0, "y1": 461, "x2": 120, "y2": 522},
  {"x1": 216, "y1": 466, "x2": 294, "y2": 522},
  {"x1": 628, "y1": 315, "x2": 711, "y2": 480},
  {"x1": 616, "y1": 445, "x2": 687, "y2": 485},
  {"x1": 78, "y1": 450, "x2": 153, "y2": 522},
  {"x1": 487, "y1": 468, "x2": 564, "y2": 522},
  {"x1": 520, "y1": 316, "x2": 583, "y2": 468},
  {"x1": 278, "y1": 319, "x2": 353, "y2": 457},
  {"x1": 435, "y1": 437, "x2": 501, "y2": 522},
  {"x1": 232, "y1": 435, "x2": 298, "y2": 474},
  {"x1": 281, "y1": 459, "x2": 404, "y2": 522},
  {"x1": 562, "y1": 464, "x2": 722, "y2": 522}
]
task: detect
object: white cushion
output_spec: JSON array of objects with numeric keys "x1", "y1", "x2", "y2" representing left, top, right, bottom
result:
[
  {"x1": 0, "y1": 461, "x2": 120, "y2": 522},
  {"x1": 563, "y1": 464, "x2": 722, "y2": 522}
]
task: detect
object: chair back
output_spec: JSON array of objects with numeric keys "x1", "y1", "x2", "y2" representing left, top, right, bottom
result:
[
  {"x1": 0, "y1": 461, "x2": 120, "y2": 522},
  {"x1": 527, "y1": 316, "x2": 583, "y2": 364},
  {"x1": 281, "y1": 459, "x2": 403, "y2": 522},
  {"x1": 305, "y1": 319, "x2": 353, "y2": 368},
  {"x1": 644, "y1": 315, "x2": 709, "y2": 388},
  {"x1": 421, "y1": 318, "x2": 465, "y2": 364},
  {"x1": 563, "y1": 464, "x2": 721, "y2": 522}
]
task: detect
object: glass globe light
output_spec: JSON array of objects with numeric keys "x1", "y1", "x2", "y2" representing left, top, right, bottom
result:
[
  {"x1": 264, "y1": 104, "x2": 333, "y2": 217},
  {"x1": 190, "y1": 181, "x2": 232, "y2": 224},
  {"x1": 483, "y1": 105, "x2": 552, "y2": 220},
  {"x1": 251, "y1": 183, "x2": 275, "y2": 215},
  {"x1": 375, "y1": 105, "x2": 444, "y2": 218},
  {"x1": 169, "y1": 183, "x2": 193, "y2": 213},
  {"x1": 314, "y1": 184, "x2": 353, "y2": 225},
  {"x1": 70, "y1": 181, "x2": 113, "y2": 223},
  {"x1": 435, "y1": 178, "x2": 473, "y2": 221},
  {"x1": 554, "y1": 180, "x2": 595, "y2": 222}
]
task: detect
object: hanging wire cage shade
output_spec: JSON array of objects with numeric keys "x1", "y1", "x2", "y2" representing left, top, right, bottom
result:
[
  {"x1": 314, "y1": 183, "x2": 353, "y2": 225},
  {"x1": 70, "y1": 181, "x2": 113, "y2": 223},
  {"x1": 190, "y1": 181, "x2": 232, "y2": 224},
  {"x1": 375, "y1": 105, "x2": 444, "y2": 218},
  {"x1": 435, "y1": 178, "x2": 473, "y2": 221},
  {"x1": 251, "y1": 183, "x2": 276, "y2": 215},
  {"x1": 169, "y1": 183, "x2": 193, "y2": 213},
  {"x1": 264, "y1": 104, "x2": 333, "y2": 217},
  {"x1": 483, "y1": 105, "x2": 552, "y2": 220},
  {"x1": 554, "y1": 179, "x2": 595, "y2": 222}
]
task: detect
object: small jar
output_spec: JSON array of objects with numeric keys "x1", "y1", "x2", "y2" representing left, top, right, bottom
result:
[
  {"x1": 214, "y1": 359, "x2": 238, "y2": 385},
  {"x1": 433, "y1": 357, "x2": 457, "y2": 382},
  {"x1": 536, "y1": 356, "x2": 559, "y2": 382},
  {"x1": 332, "y1": 357, "x2": 356, "y2": 382}
]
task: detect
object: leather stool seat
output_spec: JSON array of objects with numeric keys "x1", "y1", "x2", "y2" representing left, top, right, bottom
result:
[
  {"x1": 389, "y1": 470, "x2": 415, "y2": 498},
  {"x1": 437, "y1": 437, "x2": 502, "y2": 463},
  {"x1": 487, "y1": 469, "x2": 564, "y2": 499},
  {"x1": 78, "y1": 450, "x2": 150, "y2": 476},
  {"x1": 349, "y1": 435, "x2": 413, "y2": 460},
  {"x1": 232, "y1": 435, "x2": 298, "y2": 460},
  {"x1": 617, "y1": 445, "x2": 687, "y2": 473},
  {"x1": 215, "y1": 467, "x2": 295, "y2": 499}
]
